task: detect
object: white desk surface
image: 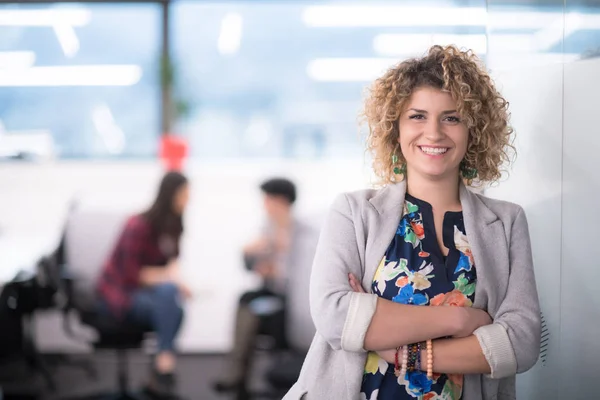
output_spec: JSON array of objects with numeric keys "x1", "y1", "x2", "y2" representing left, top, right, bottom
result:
[{"x1": 0, "y1": 232, "x2": 56, "y2": 283}]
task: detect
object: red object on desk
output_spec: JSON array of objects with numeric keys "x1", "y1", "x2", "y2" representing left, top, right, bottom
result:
[{"x1": 159, "y1": 135, "x2": 188, "y2": 171}]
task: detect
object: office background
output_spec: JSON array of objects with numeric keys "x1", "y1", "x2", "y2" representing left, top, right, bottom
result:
[{"x1": 1, "y1": 0, "x2": 599, "y2": 398}]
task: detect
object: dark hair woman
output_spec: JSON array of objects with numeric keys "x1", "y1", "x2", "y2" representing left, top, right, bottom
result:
[{"x1": 96, "y1": 171, "x2": 191, "y2": 397}]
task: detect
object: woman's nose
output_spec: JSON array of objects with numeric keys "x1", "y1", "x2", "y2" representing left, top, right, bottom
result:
[{"x1": 423, "y1": 119, "x2": 444, "y2": 141}]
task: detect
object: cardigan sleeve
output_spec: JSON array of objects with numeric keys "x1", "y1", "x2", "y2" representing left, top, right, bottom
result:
[
  {"x1": 309, "y1": 193, "x2": 378, "y2": 352},
  {"x1": 473, "y1": 207, "x2": 541, "y2": 378}
]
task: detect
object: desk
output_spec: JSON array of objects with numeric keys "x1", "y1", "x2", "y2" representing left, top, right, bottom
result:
[{"x1": 0, "y1": 233, "x2": 52, "y2": 284}]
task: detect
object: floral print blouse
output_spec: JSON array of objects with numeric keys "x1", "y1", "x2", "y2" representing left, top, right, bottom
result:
[{"x1": 360, "y1": 194, "x2": 477, "y2": 400}]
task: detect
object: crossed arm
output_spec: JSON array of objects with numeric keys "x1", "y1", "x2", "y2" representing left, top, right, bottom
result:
[
  {"x1": 309, "y1": 194, "x2": 540, "y2": 380},
  {"x1": 349, "y1": 273, "x2": 492, "y2": 375}
]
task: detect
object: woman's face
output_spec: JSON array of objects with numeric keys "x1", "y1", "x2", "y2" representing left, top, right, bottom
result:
[
  {"x1": 172, "y1": 183, "x2": 190, "y2": 215},
  {"x1": 398, "y1": 86, "x2": 469, "y2": 182}
]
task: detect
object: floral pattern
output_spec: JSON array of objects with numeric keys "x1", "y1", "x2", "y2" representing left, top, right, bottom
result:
[{"x1": 361, "y1": 194, "x2": 477, "y2": 400}]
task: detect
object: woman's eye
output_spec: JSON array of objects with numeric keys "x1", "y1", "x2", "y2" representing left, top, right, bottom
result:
[
  {"x1": 409, "y1": 114, "x2": 425, "y2": 120},
  {"x1": 445, "y1": 116, "x2": 461, "y2": 123}
]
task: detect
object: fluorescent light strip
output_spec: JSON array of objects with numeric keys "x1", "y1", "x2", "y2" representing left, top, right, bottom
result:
[
  {"x1": 307, "y1": 58, "x2": 398, "y2": 82},
  {"x1": 532, "y1": 13, "x2": 583, "y2": 51},
  {"x1": 0, "y1": 51, "x2": 36, "y2": 69},
  {"x1": 302, "y1": 6, "x2": 600, "y2": 29},
  {"x1": 566, "y1": 11, "x2": 600, "y2": 29},
  {"x1": 0, "y1": 9, "x2": 91, "y2": 27},
  {"x1": 308, "y1": 54, "x2": 581, "y2": 82},
  {"x1": 488, "y1": 10, "x2": 600, "y2": 30},
  {"x1": 374, "y1": 34, "x2": 487, "y2": 56},
  {"x1": 0, "y1": 65, "x2": 142, "y2": 87},
  {"x1": 374, "y1": 32, "x2": 568, "y2": 57},
  {"x1": 0, "y1": 131, "x2": 54, "y2": 158},
  {"x1": 218, "y1": 13, "x2": 243, "y2": 55},
  {"x1": 488, "y1": 53, "x2": 580, "y2": 71},
  {"x1": 302, "y1": 6, "x2": 487, "y2": 27},
  {"x1": 487, "y1": 11, "x2": 562, "y2": 30}
]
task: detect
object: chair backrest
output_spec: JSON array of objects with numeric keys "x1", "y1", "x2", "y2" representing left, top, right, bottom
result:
[{"x1": 64, "y1": 209, "x2": 129, "y2": 310}]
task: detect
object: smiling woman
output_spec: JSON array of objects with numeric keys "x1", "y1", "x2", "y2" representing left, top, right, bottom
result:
[
  {"x1": 398, "y1": 87, "x2": 469, "y2": 183},
  {"x1": 283, "y1": 45, "x2": 541, "y2": 400},
  {"x1": 364, "y1": 45, "x2": 514, "y2": 187}
]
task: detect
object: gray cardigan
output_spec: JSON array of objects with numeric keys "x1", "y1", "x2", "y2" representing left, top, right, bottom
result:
[{"x1": 284, "y1": 181, "x2": 541, "y2": 400}]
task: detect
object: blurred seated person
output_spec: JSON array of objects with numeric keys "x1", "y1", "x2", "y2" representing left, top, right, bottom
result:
[
  {"x1": 213, "y1": 178, "x2": 318, "y2": 398},
  {"x1": 95, "y1": 171, "x2": 192, "y2": 398}
]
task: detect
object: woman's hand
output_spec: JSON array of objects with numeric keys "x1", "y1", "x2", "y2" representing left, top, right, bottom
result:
[
  {"x1": 376, "y1": 348, "x2": 397, "y2": 364},
  {"x1": 166, "y1": 259, "x2": 180, "y2": 281},
  {"x1": 177, "y1": 281, "x2": 194, "y2": 300},
  {"x1": 454, "y1": 307, "x2": 492, "y2": 337},
  {"x1": 348, "y1": 273, "x2": 366, "y2": 293},
  {"x1": 166, "y1": 261, "x2": 193, "y2": 299}
]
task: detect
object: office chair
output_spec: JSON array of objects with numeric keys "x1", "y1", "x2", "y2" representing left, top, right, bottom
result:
[
  {"x1": 59, "y1": 209, "x2": 151, "y2": 400},
  {"x1": 246, "y1": 226, "x2": 318, "y2": 400},
  {"x1": 0, "y1": 245, "x2": 95, "y2": 397}
]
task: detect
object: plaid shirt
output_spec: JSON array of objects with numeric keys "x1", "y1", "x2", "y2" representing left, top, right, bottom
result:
[{"x1": 96, "y1": 215, "x2": 169, "y2": 317}]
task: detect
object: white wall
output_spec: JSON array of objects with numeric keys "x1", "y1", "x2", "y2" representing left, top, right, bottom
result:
[
  {"x1": 559, "y1": 58, "x2": 600, "y2": 398},
  {"x1": 485, "y1": 63, "x2": 563, "y2": 400},
  {"x1": 0, "y1": 159, "x2": 372, "y2": 352},
  {"x1": 488, "y1": 57, "x2": 600, "y2": 398},
  {"x1": 486, "y1": 2, "x2": 600, "y2": 396}
]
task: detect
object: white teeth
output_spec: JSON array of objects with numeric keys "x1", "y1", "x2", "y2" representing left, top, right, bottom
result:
[{"x1": 420, "y1": 146, "x2": 448, "y2": 155}]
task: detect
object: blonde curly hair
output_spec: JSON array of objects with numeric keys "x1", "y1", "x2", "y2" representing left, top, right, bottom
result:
[{"x1": 363, "y1": 45, "x2": 514, "y2": 186}]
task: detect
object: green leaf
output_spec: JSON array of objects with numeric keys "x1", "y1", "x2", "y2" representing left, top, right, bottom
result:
[
  {"x1": 440, "y1": 378, "x2": 462, "y2": 400},
  {"x1": 453, "y1": 273, "x2": 467, "y2": 290},
  {"x1": 398, "y1": 258, "x2": 409, "y2": 273},
  {"x1": 462, "y1": 282, "x2": 476, "y2": 296},
  {"x1": 383, "y1": 270, "x2": 402, "y2": 281},
  {"x1": 404, "y1": 230, "x2": 418, "y2": 247},
  {"x1": 406, "y1": 201, "x2": 419, "y2": 213},
  {"x1": 454, "y1": 273, "x2": 476, "y2": 296}
]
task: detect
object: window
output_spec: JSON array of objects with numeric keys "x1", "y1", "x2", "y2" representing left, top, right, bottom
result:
[
  {"x1": 487, "y1": 2, "x2": 600, "y2": 69},
  {"x1": 172, "y1": 1, "x2": 487, "y2": 160},
  {"x1": 0, "y1": 3, "x2": 161, "y2": 159}
]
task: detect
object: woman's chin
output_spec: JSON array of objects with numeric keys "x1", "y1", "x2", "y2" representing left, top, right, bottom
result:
[{"x1": 411, "y1": 167, "x2": 459, "y2": 181}]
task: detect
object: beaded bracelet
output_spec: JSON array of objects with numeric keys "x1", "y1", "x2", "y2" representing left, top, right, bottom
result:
[
  {"x1": 415, "y1": 342, "x2": 423, "y2": 371},
  {"x1": 402, "y1": 345, "x2": 408, "y2": 376},
  {"x1": 394, "y1": 345, "x2": 408, "y2": 377},
  {"x1": 407, "y1": 343, "x2": 418, "y2": 372},
  {"x1": 394, "y1": 346, "x2": 401, "y2": 376},
  {"x1": 408, "y1": 342, "x2": 424, "y2": 372},
  {"x1": 426, "y1": 339, "x2": 433, "y2": 379}
]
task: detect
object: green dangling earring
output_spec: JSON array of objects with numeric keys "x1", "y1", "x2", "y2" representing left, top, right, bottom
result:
[
  {"x1": 392, "y1": 153, "x2": 406, "y2": 175},
  {"x1": 394, "y1": 164, "x2": 407, "y2": 175},
  {"x1": 460, "y1": 162, "x2": 478, "y2": 180}
]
